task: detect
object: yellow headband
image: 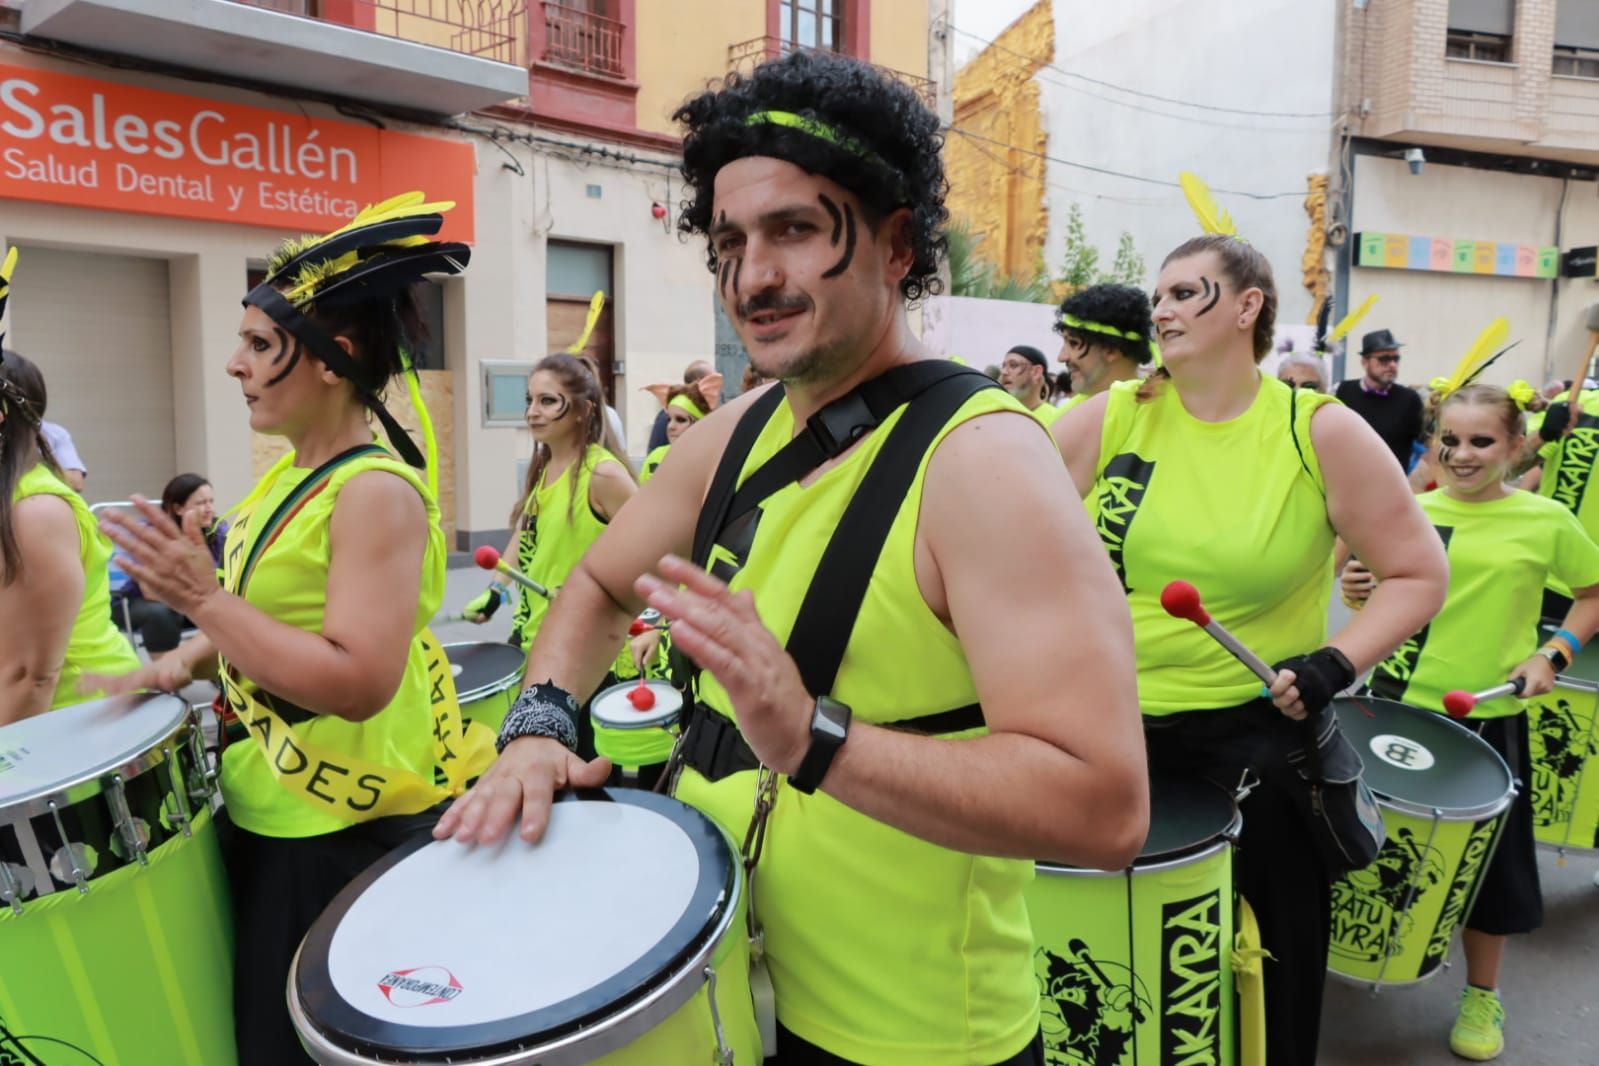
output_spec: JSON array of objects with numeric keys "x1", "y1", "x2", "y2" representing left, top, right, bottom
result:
[
  {"x1": 668, "y1": 393, "x2": 705, "y2": 419},
  {"x1": 1059, "y1": 312, "x2": 1162, "y2": 367}
]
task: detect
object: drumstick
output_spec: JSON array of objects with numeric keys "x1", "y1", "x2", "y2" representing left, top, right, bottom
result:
[
  {"x1": 1442, "y1": 678, "x2": 1526, "y2": 719},
  {"x1": 474, "y1": 545, "x2": 552, "y2": 599},
  {"x1": 430, "y1": 609, "x2": 468, "y2": 625},
  {"x1": 1160, "y1": 581, "x2": 1275, "y2": 684}
]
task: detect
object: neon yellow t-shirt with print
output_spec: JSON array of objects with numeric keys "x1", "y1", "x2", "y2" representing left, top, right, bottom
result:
[
  {"x1": 509, "y1": 443, "x2": 625, "y2": 650},
  {"x1": 1533, "y1": 390, "x2": 1599, "y2": 596},
  {"x1": 217, "y1": 450, "x2": 445, "y2": 838},
  {"x1": 1370, "y1": 489, "x2": 1599, "y2": 718},
  {"x1": 14, "y1": 464, "x2": 139, "y2": 708},
  {"x1": 675, "y1": 384, "x2": 1041, "y2": 1066},
  {"x1": 1088, "y1": 374, "x2": 1337, "y2": 715}
]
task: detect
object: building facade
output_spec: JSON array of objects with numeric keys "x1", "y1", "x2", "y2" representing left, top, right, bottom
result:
[{"x1": 0, "y1": 0, "x2": 933, "y2": 550}]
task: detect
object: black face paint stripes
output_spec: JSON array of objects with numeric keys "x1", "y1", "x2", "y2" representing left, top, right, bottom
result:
[
  {"x1": 819, "y1": 194, "x2": 843, "y2": 246},
  {"x1": 732, "y1": 255, "x2": 743, "y2": 296},
  {"x1": 1196, "y1": 276, "x2": 1221, "y2": 317},
  {"x1": 822, "y1": 203, "x2": 856, "y2": 280},
  {"x1": 263, "y1": 328, "x2": 303, "y2": 388},
  {"x1": 718, "y1": 259, "x2": 732, "y2": 300}
]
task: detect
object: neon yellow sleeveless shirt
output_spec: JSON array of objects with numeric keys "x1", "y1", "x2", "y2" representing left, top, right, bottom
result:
[
  {"x1": 14, "y1": 464, "x2": 139, "y2": 708},
  {"x1": 1089, "y1": 375, "x2": 1336, "y2": 715},
  {"x1": 510, "y1": 443, "x2": 623, "y2": 650},
  {"x1": 675, "y1": 387, "x2": 1040, "y2": 1066},
  {"x1": 218, "y1": 452, "x2": 445, "y2": 838},
  {"x1": 639, "y1": 443, "x2": 670, "y2": 484}
]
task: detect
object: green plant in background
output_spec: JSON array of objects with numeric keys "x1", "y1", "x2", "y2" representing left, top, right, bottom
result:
[
  {"x1": 1107, "y1": 230, "x2": 1146, "y2": 288},
  {"x1": 1058, "y1": 202, "x2": 1146, "y2": 293},
  {"x1": 946, "y1": 221, "x2": 1053, "y2": 303}
]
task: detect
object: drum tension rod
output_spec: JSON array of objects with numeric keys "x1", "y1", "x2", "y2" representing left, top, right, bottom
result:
[
  {"x1": 47, "y1": 799, "x2": 89, "y2": 893},
  {"x1": 0, "y1": 862, "x2": 23, "y2": 915},
  {"x1": 184, "y1": 719, "x2": 216, "y2": 802},
  {"x1": 107, "y1": 775, "x2": 148, "y2": 867},
  {"x1": 703, "y1": 966, "x2": 734, "y2": 1066},
  {"x1": 164, "y1": 742, "x2": 193, "y2": 838}
]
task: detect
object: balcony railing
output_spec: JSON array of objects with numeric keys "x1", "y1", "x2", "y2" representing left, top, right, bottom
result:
[
  {"x1": 728, "y1": 35, "x2": 936, "y2": 108},
  {"x1": 232, "y1": 0, "x2": 527, "y2": 66},
  {"x1": 540, "y1": 2, "x2": 626, "y2": 80}
]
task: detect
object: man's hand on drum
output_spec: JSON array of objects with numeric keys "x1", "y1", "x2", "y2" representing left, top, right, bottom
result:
[
  {"x1": 635, "y1": 554, "x2": 812, "y2": 775},
  {"x1": 1509, "y1": 652, "x2": 1558, "y2": 699},
  {"x1": 100, "y1": 497, "x2": 221, "y2": 617}
]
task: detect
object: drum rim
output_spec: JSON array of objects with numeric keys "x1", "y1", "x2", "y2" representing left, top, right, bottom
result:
[
  {"x1": 1334, "y1": 698, "x2": 1516, "y2": 820},
  {"x1": 1036, "y1": 814, "x2": 1240, "y2": 879},
  {"x1": 291, "y1": 789, "x2": 738, "y2": 1061},
  {"x1": 442, "y1": 642, "x2": 527, "y2": 703},
  {"x1": 0, "y1": 692, "x2": 194, "y2": 821},
  {"x1": 591, "y1": 680, "x2": 683, "y2": 730}
]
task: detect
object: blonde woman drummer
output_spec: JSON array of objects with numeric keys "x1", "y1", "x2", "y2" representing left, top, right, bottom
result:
[
  {"x1": 1053, "y1": 220, "x2": 1447, "y2": 1065},
  {"x1": 0, "y1": 251, "x2": 138, "y2": 724},
  {"x1": 92, "y1": 196, "x2": 479, "y2": 1065}
]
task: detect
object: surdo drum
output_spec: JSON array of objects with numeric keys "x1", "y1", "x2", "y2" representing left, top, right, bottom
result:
[
  {"x1": 444, "y1": 642, "x2": 527, "y2": 734},
  {"x1": 590, "y1": 680, "x2": 682, "y2": 787},
  {"x1": 1525, "y1": 630, "x2": 1599, "y2": 856},
  {"x1": 289, "y1": 789, "x2": 760, "y2": 1065},
  {"x1": 0, "y1": 693, "x2": 234, "y2": 1065},
  {"x1": 1027, "y1": 775, "x2": 1240, "y2": 1066},
  {"x1": 1327, "y1": 697, "x2": 1514, "y2": 988}
]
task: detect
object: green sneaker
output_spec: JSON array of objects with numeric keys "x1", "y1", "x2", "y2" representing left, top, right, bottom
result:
[{"x1": 1450, "y1": 986, "x2": 1505, "y2": 1061}]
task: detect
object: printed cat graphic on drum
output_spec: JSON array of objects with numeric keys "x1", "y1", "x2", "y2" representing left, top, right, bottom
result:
[
  {"x1": 1027, "y1": 775, "x2": 1239, "y2": 1066},
  {"x1": 1326, "y1": 698, "x2": 1514, "y2": 988},
  {"x1": 0, "y1": 693, "x2": 234, "y2": 1066}
]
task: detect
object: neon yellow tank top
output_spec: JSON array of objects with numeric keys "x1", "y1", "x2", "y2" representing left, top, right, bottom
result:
[
  {"x1": 218, "y1": 451, "x2": 445, "y2": 837},
  {"x1": 1031, "y1": 400, "x2": 1065, "y2": 428},
  {"x1": 675, "y1": 386, "x2": 1040, "y2": 1065},
  {"x1": 639, "y1": 444, "x2": 670, "y2": 484},
  {"x1": 510, "y1": 444, "x2": 622, "y2": 650},
  {"x1": 14, "y1": 464, "x2": 139, "y2": 709},
  {"x1": 1090, "y1": 375, "x2": 1336, "y2": 715}
]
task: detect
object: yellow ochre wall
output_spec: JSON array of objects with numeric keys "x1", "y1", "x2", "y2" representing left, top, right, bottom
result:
[
  {"x1": 944, "y1": 0, "x2": 1052, "y2": 281},
  {"x1": 635, "y1": 1, "x2": 933, "y2": 138}
]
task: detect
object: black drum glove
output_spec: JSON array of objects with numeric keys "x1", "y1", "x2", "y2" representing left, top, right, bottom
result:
[
  {"x1": 1270, "y1": 647, "x2": 1357, "y2": 718},
  {"x1": 1539, "y1": 402, "x2": 1570, "y2": 443}
]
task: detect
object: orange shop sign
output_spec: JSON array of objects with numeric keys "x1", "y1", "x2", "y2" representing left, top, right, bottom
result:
[{"x1": 0, "y1": 63, "x2": 475, "y2": 241}]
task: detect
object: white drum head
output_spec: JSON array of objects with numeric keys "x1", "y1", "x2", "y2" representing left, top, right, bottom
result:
[
  {"x1": 0, "y1": 693, "x2": 189, "y2": 812},
  {"x1": 591, "y1": 681, "x2": 682, "y2": 730},
  {"x1": 293, "y1": 790, "x2": 735, "y2": 1060}
]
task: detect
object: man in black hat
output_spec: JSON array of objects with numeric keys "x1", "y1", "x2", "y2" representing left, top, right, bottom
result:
[
  {"x1": 997, "y1": 344, "x2": 1062, "y2": 426},
  {"x1": 1335, "y1": 328, "x2": 1423, "y2": 469}
]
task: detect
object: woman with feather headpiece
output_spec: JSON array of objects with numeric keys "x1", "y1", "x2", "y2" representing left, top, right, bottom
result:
[
  {"x1": 0, "y1": 248, "x2": 140, "y2": 723},
  {"x1": 1052, "y1": 174, "x2": 1449, "y2": 1065},
  {"x1": 90, "y1": 193, "x2": 482, "y2": 1064},
  {"x1": 1341, "y1": 344, "x2": 1599, "y2": 1061}
]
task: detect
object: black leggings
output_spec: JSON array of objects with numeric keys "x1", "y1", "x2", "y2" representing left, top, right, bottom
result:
[{"x1": 217, "y1": 807, "x2": 440, "y2": 1066}]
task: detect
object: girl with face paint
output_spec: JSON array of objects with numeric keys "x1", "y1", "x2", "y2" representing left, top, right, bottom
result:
[
  {"x1": 1344, "y1": 382, "x2": 1599, "y2": 1061},
  {"x1": 1053, "y1": 232, "x2": 1449, "y2": 1066}
]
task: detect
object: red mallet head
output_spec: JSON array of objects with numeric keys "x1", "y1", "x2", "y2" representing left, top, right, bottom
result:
[
  {"x1": 474, "y1": 545, "x2": 501, "y2": 571},
  {"x1": 628, "y1": 618, "x2": 650, "y2": 637},
  {"x1": 1160, "y1": 581, "x2": 1211, "y2": 627},
  {"x1": 1442, "y1": 690, "x2": 1476, "y2": 719},
  {"x1": 627, "y1": 681, "x2": 656, "y2": 711}
]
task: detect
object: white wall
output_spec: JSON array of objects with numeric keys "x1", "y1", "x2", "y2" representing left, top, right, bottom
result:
[
  {"x1": 1348, "y1": 154, "x2": 1594, "y2": 389},
  {"x1": 921, "y1": 294, "x2": 1065, "y2": 372},
  {"x1": 1039, "y1": 0, "x2": 1338, "y2": 324}
]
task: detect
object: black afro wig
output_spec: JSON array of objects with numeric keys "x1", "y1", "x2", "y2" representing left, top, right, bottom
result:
[
  {"x1": 1054, "y1": 283, "x2": 1155, "y2": 365},
  {"x1": 673, "y1": 49, "x2": 948, "y2": 304}
]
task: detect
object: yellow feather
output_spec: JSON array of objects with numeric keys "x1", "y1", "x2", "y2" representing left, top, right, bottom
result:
[
  {"x1": 1439, "y1": 317, "x2": 1511, "y2": 396},
  {"x1": 0, "y1": 246, "x2": 16, "y2": 295},
  {"x1": 1326, "y1": 294, "x2": 1378, "y2": 344},
  {"x1": 566, "y1": 291, "x2": 607, "y2": 354},
  {"x1": 1179, "y1": 172, "x2": 1237, "y2": 237}
]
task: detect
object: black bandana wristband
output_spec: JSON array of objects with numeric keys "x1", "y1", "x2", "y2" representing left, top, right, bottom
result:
[{"x1": 495, "y1": 681, "x2": 581, "y2": 755}]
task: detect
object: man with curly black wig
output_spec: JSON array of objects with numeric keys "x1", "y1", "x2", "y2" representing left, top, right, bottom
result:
[
  {"x1": 1054, "y1": 283, "x2": 1157, "y2": 410},
  {"x1": 438, "y1": 49, "x2": 1147, "y2": 1066}
]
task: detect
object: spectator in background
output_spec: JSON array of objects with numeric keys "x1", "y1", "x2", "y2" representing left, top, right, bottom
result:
[
  {"x1": 1277, "y1": 353, "x2": 1327, "y2": 393},
  {"x1": 1335, "y1": 329, "x2": 1424, "y2": 469},
  {"x1": 997, "y1": 344, "x2": 1062, "y2": 427},
  {"x1": 117, "y1": 473, "x2": 228, "y2": 656},
  {"x1": 646, "y1": 359, "x2": 715, "y2": 451}
]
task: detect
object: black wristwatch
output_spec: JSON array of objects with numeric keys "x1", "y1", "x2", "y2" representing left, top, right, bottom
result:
[{"x1": 789, "y1": 695, "x2": 852, "y2": 795}]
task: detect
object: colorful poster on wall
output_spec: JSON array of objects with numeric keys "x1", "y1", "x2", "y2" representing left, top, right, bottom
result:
[{"x1": 1356, "y1": 231, "x2": 1557, "y2": 280}]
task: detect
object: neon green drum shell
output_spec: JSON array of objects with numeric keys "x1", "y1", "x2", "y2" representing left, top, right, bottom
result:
[
  {"x1": 1030, "y1": 832, "x2": 1237, "y2": 1066},
  {"x1": 287, "y1": 829, "x2": 760, "y2": 1066},
  {"x1": 1527, "y1": 676, "x2": 1599, "y2": 856},
  {"x1": 0, "y1": 806, "x2": 235, "y2": 1065}
]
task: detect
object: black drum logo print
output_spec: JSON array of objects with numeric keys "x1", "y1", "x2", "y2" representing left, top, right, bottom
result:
[
  {"x1": 1330, "y1": 827, "x2": 1445, "y2": 963},
  {"x1": 1159, "y1": 892, "x2": 1223, "y2": 1065},
  {"x1": 1034, "y1": 940, "x2": 1148, "y2": 1066},
  {"x1": 1530, "y1": 697, "x2": 1597, "y2": 830},
  {"x1": 0, "y1": 1012, "x2": 104, "y2": 1065},
  {"x1": 1422, "y1": 817, "x2": 1498, "y2": 974}
]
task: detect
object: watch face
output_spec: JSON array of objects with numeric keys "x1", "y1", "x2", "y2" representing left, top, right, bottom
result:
[
  {"x1": 815, "y1": 698, "x2": 851, "y2": 740},
  {"x1": 815, "y1": 713, "x2": 847, "y2": 740}
]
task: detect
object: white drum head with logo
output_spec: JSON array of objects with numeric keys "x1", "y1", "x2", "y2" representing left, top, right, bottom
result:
[
  {"x1": 591, "y1": 681, "x2": 683, "y2": 730},
  {"x1": 0, "y1": 693, "x2": 189, "y2": 811},
  {"x1": 292, "y1": 790, "x2": 735, "y2": 1060}
]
